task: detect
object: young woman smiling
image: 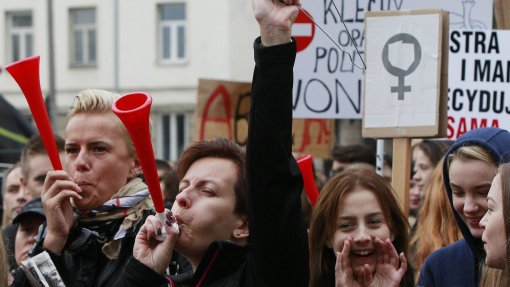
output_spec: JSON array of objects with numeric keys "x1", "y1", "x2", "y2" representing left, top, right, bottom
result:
[{"x1": 309, "y1": 169, "x2": 414, "y2": 287}]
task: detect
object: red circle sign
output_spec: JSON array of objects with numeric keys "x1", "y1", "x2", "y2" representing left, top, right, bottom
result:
[{"x1": 293, "y1": 9, "x2": 315, "y2": 53}]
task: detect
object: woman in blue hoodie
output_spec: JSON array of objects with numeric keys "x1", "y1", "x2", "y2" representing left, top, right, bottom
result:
[{"x1": 418, "y1": 127, "x2": 510, "y2": 287}]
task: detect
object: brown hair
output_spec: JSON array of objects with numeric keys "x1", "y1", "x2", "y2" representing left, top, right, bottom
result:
[
  {"x1": 410, "y1": 157, "x2": 462, "y2": 282},
  {"x1": 178, "y1": 138, "x2": 246, "y2": 215},
  {"x1": 413, "y1": 140, "x2": 449, "y2": 168},
  {"x1": 309, "y1": 169, "x2": 413, "y2": 287},
  {"x1": 331, "y1": 144, "x2": 375, "y2": 166}
]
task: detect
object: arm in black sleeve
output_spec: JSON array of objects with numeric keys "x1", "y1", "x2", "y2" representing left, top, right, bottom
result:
[{"x1": 246, "y1": 37, "x2": 309, "y2": 287}]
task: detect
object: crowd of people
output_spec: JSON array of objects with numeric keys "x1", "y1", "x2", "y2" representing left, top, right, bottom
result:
[{"x1": 0, "y1": 0, "x2": 509, "y2": 286}]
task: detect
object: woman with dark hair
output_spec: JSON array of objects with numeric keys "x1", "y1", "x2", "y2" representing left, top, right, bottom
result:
[
  {"x1": 480, "y1": 162, "x2": 510, "y2": 286},
  {"x1": 309, "y1": 169, "x2": 414, "y2": 287},
  {"x1": 114, "y1": 0, "x2": 309, "y2": 286}
]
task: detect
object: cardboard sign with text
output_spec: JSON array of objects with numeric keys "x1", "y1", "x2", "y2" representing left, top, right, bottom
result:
[
  {"x1": 293, "y1": 0, "x2": 492, "y2": 119},
  {"x1": 447, "y1": 29, "x2": 510, "y2": 139},
  {"x1": 363, "y1": 10, "x2": 449, "y2": 138},
  {"x1": 195, "y1": 79, "x2": 334, "y2": 158}
]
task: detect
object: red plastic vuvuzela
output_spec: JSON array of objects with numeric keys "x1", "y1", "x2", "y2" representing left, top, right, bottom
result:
[
  {"x1": 296, "y1": 154, "x2": 319, "y2": 207},
  {"x1": 5, "y1": 55, "x2": 62, "y2": 170},
  {"x1": 112, "y1": 93, "x2": 165, "y2": 215}
]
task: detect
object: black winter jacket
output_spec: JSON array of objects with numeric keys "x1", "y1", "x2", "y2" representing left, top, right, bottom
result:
[
  {"x1": 115, "y1": 37, "x2": 309, "y2": 287},
  {"x1": 12, "y1": 210, "x2": 152, "y2": 287}
]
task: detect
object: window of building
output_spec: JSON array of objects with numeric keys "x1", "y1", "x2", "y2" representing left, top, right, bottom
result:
[
  {"x1": 6, "y1": 12, "x2": 33, "y2": 62},
  {"x1": 158, "y1": 3, "x2": 186, "y2": 63},
  {"x1": 157, "y1": 112, "x2": 189, "y2": 161},
  {"x1": 70, "y1": 8, "x2": 96, "y2": 66}
]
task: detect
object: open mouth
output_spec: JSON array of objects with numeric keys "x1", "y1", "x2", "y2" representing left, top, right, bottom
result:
[{"x1": 351, "y1": 250, "x2": 374, "y2": 257}]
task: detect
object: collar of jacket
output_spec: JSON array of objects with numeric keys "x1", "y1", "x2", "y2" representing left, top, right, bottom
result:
[{"x1": 170, "y1": 241, "x2": 249, "y2": 286}]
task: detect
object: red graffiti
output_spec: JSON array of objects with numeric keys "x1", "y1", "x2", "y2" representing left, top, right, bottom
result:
[
  {"x1": 199, "y1": 85, "x2": 233, "y2": 140},
  {"x1": 294, "y1": 119, "x2": 331, "y2": 152}
]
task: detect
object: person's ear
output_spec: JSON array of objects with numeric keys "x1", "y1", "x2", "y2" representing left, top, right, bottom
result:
[
  {"x1": 232, "y1": 216, "x2": 249, "y2": 243},
  {"x1": 128, "y1": 158, "x2": 141, "y2": 179}
]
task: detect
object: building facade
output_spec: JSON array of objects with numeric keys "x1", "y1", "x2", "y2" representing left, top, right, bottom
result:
[{"x1": 0, "y1": 0, "x2": 259, "y2": 160}]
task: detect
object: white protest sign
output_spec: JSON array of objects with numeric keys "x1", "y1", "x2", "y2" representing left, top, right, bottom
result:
[
  {"x1": 365, "y1": 14, "x2": 439, "y2": 127},
  {"x1": 403, "y1": 0, "x2": 491, "y2": 30},
  {"x1": 447, "y1": 29, "x2": 510, "y2": 139},
  {"x1": 363, "y1": 10, "x2": 448, "y2": 138},
  {"x1": 293, "y1": 0, "x2": 493, "y2": 119}
]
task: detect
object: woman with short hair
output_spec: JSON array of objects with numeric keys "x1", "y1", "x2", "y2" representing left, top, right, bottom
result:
[
  {"x1": 115, "y1": 0, "x2": 309, "y2": 286},
  {"x1": 25, "y1": 89, "x2": 154, "y2": 287}
]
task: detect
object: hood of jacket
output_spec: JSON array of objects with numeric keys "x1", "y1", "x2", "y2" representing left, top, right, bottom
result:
[{"x1": 442, "y1": 128, "x2": 510, "y2": 279}]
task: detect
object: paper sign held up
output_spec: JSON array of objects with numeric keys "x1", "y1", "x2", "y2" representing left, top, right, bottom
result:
[{"x1": 362, "y1": 9, "x2": 449, "y2": 138}]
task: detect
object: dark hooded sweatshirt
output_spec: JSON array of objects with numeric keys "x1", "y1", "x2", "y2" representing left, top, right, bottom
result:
[{"x1": 418, "y1": 127, "x2": 510, "y2": 287}]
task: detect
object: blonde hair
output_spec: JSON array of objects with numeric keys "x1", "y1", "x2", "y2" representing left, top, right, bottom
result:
[
  {"x1": 410, "y1": 157, "x2": 462, "y2": 282},
  {"x1": 447, "y1": 145, "x2": 496, "y2": 169},
  {"x1": 66, "y1": 89, "x2": 135, "y2": 157},
  {"x1": 480, "y1": 266, "x2": 506, "y2": 287},
  {"x1": 67, "y1": 89, "x2": 118, "y2": 118}
]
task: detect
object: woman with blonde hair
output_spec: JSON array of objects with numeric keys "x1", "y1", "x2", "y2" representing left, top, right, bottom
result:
[
  {"x1": 410, "y1": 157, "x2": 462, "y2": 281},
  {"x1": 16, "y1": 89, "x2": 155, "y2": 286},
  {"x1": 419, "y1": 128, "x2": 510, "y2": 287}
]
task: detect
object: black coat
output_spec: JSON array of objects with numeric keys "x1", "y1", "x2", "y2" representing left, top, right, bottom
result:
[
  {"x1": 115, "y1": 37, "x2": 309, "y2": 287},
  {"x1": 12, "y1": 211, "x2": 152, "y2": 287}
]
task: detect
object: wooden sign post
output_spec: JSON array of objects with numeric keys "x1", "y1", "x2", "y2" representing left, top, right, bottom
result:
[
  {"x1": 363, "y1": 10, "x2": 449, "y2": 215},
  {"x1": 495, "y1": 0, "x2": 510, "y2": 29}
]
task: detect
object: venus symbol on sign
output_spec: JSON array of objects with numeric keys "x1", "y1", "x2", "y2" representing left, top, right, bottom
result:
[{"x1": 382, "y1": 33, "x2": 422, "y2": 100}]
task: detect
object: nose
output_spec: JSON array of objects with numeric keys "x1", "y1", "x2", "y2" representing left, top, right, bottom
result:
[
  {"x1": 463, "y1": 193, "x2": 480, "y2": 215},
  {"x1": 353, "y1": 225, "x2": 371, "y2": 244},
  {"x1": 175, "y1": 189, "x2": 191, "y2": 209},
  {"x1": 16, "y1": 185, "x2": 29, "y2": 204},
  {"x1": 74, "y1": 150, "x2": 91, "y2": 172},
  {"x1": 480, "y1": 212, "x2": 488, "y2": 228},
  {"x1": 412, "y1": 168, "x2": 421, "y2": 181}
]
